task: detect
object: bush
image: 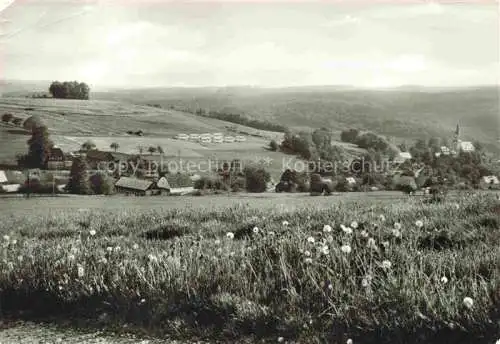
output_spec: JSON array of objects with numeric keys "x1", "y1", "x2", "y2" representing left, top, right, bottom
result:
[
  {"x1": 244, "y1": 166, "x2": 271, "y2": 193},
  {"x1": 269, "y1": 140, "x2": 278, "y2": 151},
  {"x1": 89, "y1": 173, "x2": 115, "y2": 195}
]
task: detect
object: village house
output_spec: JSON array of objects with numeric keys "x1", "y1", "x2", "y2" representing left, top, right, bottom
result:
[
  {"x1": 479, "y1": 175, "x2": 499, "y2": 190},
  {"x1": 0, "y1": 170, "x2": 24, "y2": 193},
  {"x1": 393, "y1": 152, "x2": 412, "y2": 165},
  {"x1": 85, "y1": 150, "x2": 130, "y2": 171},
  {"x1": 114, "y1": 177, "x2": 160, "y2": 196},
  {"x1": 47, "y1": 147, "x2": 72, "y2": 169}
]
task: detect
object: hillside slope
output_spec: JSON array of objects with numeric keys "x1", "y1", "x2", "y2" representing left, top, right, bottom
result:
[{"x1": 93, "y1": 86, "x2": 500, "y2": 152}]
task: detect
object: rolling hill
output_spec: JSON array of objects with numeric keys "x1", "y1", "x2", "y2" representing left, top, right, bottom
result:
[{"x1": 92, "y1": 85, "x2": 500, "y2": 153}]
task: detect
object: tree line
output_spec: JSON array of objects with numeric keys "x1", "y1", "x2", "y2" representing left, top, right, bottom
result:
[{"x1": 49, "y1": 81, "x2": 90, "y2": 100}]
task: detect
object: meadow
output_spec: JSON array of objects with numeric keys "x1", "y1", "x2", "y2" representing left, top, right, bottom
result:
[{"x1": 0, "y1": 193, "x2": 499, "y2": 343}]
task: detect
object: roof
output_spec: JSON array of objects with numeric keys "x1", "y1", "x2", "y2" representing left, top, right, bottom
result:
[
  {"x1": 399, "y1": 152, "x2": 412, "y2": 159},
  {"x1": 50, "y1": 147, "x2": 64, "y2": 157},
  {"x1": 346, "y1": 177, "x2": 356, "y2": 184},
  {"x1": 115, "y1": 177, "x2": 155, "y2": 191},
  {"x1": 86, "y1": 150, "x2": 114, "y2": 161},
  {"x1": 157, "y1": 176, "x2": 171, "y2": 189},
  {"x1": 1, "y1": 184, "x2": 21, "y2": 192},
  {"x1": 0, "y1": 170, "x2": 7, "y2": 183}
]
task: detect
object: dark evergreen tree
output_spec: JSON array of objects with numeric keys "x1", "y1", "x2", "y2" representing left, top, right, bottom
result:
[
  {"x1": 67, "y1": 157, "x2": 92, "y2": 194},
  {"x1": 27, "y1": 125, "x2": 53, "y2": 168}
]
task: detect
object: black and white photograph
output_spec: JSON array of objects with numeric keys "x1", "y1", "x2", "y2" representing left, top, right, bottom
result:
[{"x1": 0, "y1": 0, "x2": 499, "y2": 343}]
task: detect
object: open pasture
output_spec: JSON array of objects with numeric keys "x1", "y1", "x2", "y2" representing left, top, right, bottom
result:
[{"x1": 0, "y1": 193, "x2": 498, "y2": 343}]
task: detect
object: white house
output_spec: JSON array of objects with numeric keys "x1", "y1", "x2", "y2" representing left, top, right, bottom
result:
[
  {"x1": 440, "y1": 146, "x2": 451, "y2": 155},
  {"x1": 480, "y1": 175, "x2": 499, "y2": 189},
  {"x1": 394, "y1": 152, "x2": 412, "y2": 164},
  {"x1": 157, "y1": 176, "x2": 171, "y2": 191},
  {"x1": 224, "y1": 136, "x2": 235, "y2": 143},
  {"x1": 346, "y1": 177, "x2": 356, "y2": 185},
  {"x1": 0, "y1": 170, "x2": 7, "y2": 184},
  {"x1": 458, "y1": 141, "x2": 475, "y2": 153},
  {"x1": 235, "y1": 135, "x2": 246, "y2": 142}
]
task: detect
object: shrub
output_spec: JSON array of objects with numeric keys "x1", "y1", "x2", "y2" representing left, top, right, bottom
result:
[
  {"x1": 89, "y1": 173, "x2": 115, "y2": 195},
  {"x1": 269, "y1": 140, "x2": 278, "y2": 151},
  {"x1": 243, "y1": 166, "x2": 270, "y2": 193}
]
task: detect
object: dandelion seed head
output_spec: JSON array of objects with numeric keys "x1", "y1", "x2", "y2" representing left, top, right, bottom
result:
[
  {"x1": 463, "y1": 297, "x2": 474, "y2": 309},
  {"x1": 350, "y1": 221, "x2": 358, "y2": 229},
  {"x1": 323, "y1": 224, "x2": 332, "y2": 233},
  {"x1": 89, "y1": 230, "x2": 96, "y2": 236},
  {"x1": 440, "y1": 276, "x2": 448, "y2": 284},
  {"x1": 304, "y1": 250, "x2": 311, "y2": 257},
  {"x1": 252, "y1": 227, "x2": 259, "y2": 234},
  {"x1": 381, "y1": 260, "x2": 392, "y2": 269},
  {"x1": 326, "y1": 235, "x2": 334, "y2": 243},
  {"x1": 226, "y1": 232, "x2": 234, "y2": 239},
  {"x1": 360, "y1": 230, "x2": 369, "y2": 238},
  {"x1": 343, "y1": 227, "x2": 353, "y2": 235},
  {"x1": 3, "y1": 235, "x2": 9, "y2": 242},
  {"x1": 304, "y1": 257, "x2": 313, "y2": 264},
  {"x1": 307, "y1": 236, "x2": 315, "y2": 244},
  {"x1": 282, "y1": 220, "x2": 289, "y2": 227},
  {"x1": 415, "y1": 220, "x2": 424, "y2": 228},
  {"x1": 392, "y1": 229, "x2": 402, "y2": 238},
  {"x1": 341, "y1": 245, "x2": 352, "y2": 254},
  {"x1": 379, "y1": 214, "x2": 386, "y2": 222},
  {"x1": 394, "y1": 222, "x2": 402, "y2": 230}
]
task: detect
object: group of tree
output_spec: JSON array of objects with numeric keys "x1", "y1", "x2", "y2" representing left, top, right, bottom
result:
[
  {"x1": 65, "y1": 157, "x2": 114, "y2": 195},
  {"x1": 17, "y1": 116, "x2": 56, "y2": 169},
  {"x1": 340, "y1": 128, "x2": 396, "y2": 155},
  {"x1": 2, "y1": 113, "x2": 24, "y2": 126},
  {"x1": 49, "y1": 81, "x2": 90, "y2": 100}
]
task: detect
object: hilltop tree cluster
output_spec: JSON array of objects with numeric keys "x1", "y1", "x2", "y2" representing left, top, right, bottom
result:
[{"x1": 49, "y1": 81, "x2": 90, "y2": 100}]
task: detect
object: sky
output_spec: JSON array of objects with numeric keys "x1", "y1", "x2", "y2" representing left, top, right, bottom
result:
[{"x1": 0, "y1": 0, "x2": 498, "y2": 89}]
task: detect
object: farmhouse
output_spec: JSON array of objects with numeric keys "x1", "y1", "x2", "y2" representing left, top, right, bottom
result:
[
  {"x1": 479, "y1": 175, "x2": 499, "y2": 189},
  {"x1": 394, "y1": 152, "x2": 412, "y2": 164},
  {"x1": 0, "y1": 170, "x2": 7, "y2": 183},
  {"x1": 346, "y1": 177, "x2": 357, "y2": 185},
  {"x1": 458, "y1": 141, "x2": 475, "y2": 153},
  {"x1": 0, "y1": 170, "x2": 24, "y2": 192},
  {"x1": 85, "y1": 151, "x2": 130, "y2": 169},
  {"x1": 114, "y1": 177, "x2": 160, "y2": 196},
  {"x1": 47, "y1": 147, "x2": 72, "y2": 169}
]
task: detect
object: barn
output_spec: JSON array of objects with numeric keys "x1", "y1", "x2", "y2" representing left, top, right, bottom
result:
[{"x1": 114, "y1": 177, "x2": 160, "y2": 196}]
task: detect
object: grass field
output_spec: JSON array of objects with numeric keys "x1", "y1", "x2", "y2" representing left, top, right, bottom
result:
[{"x1": 0, "y1": 192, "x2": 498, "y2": 343}]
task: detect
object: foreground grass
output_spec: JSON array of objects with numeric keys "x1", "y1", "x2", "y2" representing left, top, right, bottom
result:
[{"x1": 0, "y1": 195, "x2": 499, "y2": 343}]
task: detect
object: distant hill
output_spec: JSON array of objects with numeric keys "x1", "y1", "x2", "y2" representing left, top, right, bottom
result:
[{"x1": 93, "y1": 85, "x2": 500, "y2": 153}]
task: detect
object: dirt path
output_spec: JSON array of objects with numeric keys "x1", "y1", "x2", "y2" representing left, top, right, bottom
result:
[{"x1": 0, "y1": 322, "x2": 193, "y2": 344}]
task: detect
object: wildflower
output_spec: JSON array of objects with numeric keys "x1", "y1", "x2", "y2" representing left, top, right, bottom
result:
[
  {"x1": 360, "y1": 230, "x2": 369, "y2": 238},
  {"x1": 379, "y1": 214, "x2": 386, "y2": 222},
  {"x1": 382, "y1": 241, "x2": 390, "y2": 248},
  {"x1": 341, "y1": 245, "x2": 352, "y2": 254},
  {"x1": 304, "y1": 250, "x2": 311, "y2": 257},
  {"x1": 304, "y1": 258, "x2": 313, "y2": 264},
  {"x1": 99, "y1": 257, "x2": 108, "y2": 264},
  {"x1": 415, "y1": 220, "x2": 424, "y2": 228},
  {"x1": 392, "y1": 229, "x2": 402, "y2": 238},
  {"x1": 342, "y1": 226, "x2": 353, "y2": 235},
  {"x1": 252, "y1": 226, "x2": 259, "y2": 234},
  {"x1": 67, "y1": 254, "x2": 75, "y2": 261},
  {"x1": 381, "y1": 260, "x2": 392, "y2": 269},
  {"x1": 106, "y1": 246, "x2": 113, "y2": 253},
  {"x1": 350, "y1": 221, "x2": 358, "y2": 229},
  {"x1": 11, "y1": 239, "x2": 17, "y2": 245},
  {"x1": 347, "y1": 339, "x2": 353, "y2": 344},
  {"x1": 323, "y1": 224, "x2": 332, "y2": 233},
  {"x1": 394, "y1": 222, "x2": 402, "y2": 230},
  {"x1": 77, "y1": 265, "x2": 85, "y2": 278},
  {"x1": 226, "y1": 232, "x2": 234, "y2": 239},
  {"x1": 307, "y1": 236, "x2": 315, "y2": 244},
  {"x1": 327, "y1": 283, "x2": 333, "y2": 290},
  {"x1": 58, "y1": 285, "x2": 63, "y2": 291},
  {"x1": 3, "y1": 235, "x2": 9, "y2": 242},
  {"x1": 17, "y1": 255, "x2": 23, "y2": 262},
  {"x1": 282, "y1": 220, "x2": 289, "y2": 227},
  {"x1": 132, "y1": 243, "x2": 139, "y2": 250},
  {"x1": 7, "y1": 262, "x2": 13, "y2": 271},
  {"x1": 277, "y1": 337, "x2": 284, "y2": 343},
  {"x1": 440, "y1": 276, "x2": 449, "y2": 284},
  {"x1": 148, "y1": 254, "x2": 158, "y2": 263},
  {"x1": 463, "y1": 297, "x2": 474, "y2": 309},
  {"x1": 454, "y1": 203, "x2": 460, "y2": 210},
  {"x1": 214, "y1": 239, "x2": 221, "y2": 245},
  {"x1": 320, "y1": 245, "x2": 330, "y2": 255},
  {"x1": 268, "y1": 231, "x2": 275, "y2": 236},
  {"x1": 114, "y1": 246, "x2": 121, "y2": 252},
  {"x1": 326, "y1": 235, "x2": 334, "y2": 243},
  {"x1": 361, "y1": 278, "x2": 370, "y2": 288},
  {"x1": 367, "y1": 238, "x2": 377, "y2": 249}
]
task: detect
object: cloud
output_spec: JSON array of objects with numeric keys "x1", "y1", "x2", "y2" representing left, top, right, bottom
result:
[{"x1": 323, "y1": 14, "x2": 360, "y2": 27}]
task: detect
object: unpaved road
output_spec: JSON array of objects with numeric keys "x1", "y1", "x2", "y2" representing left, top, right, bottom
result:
[{"x1": 0, "y1": 322, "x2": 203, "y2": 344}]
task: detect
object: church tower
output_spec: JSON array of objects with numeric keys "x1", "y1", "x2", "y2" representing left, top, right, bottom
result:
[{"x1": 452, "y1": 123, "x2": 460, "y2": 152}]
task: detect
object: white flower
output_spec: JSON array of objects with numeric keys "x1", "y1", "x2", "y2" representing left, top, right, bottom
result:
[
  {"x1": 367, "y1": 238, "x2": 377, "y2": 249},
  {"x1": 307, "y1": 236, "x2": 315, "y2": 244},
  {"x1": 77, "y1": 265, "x2": 85, "y2": 278},
  {"x1": 440, "y1": 276, "x2": 448, "y2": 284},
  {"x1": 381, "y1": 260, "x2": 392, "y2": 269},
  {"x1": 89, "y1": 230, "x2": 96, "y2": 236},
  {"x1": 268, "y1": 231, "x2": 275, "y2": 236},
  {"x1": 361, "y1": 278, "x2": 370, "y2": 288},
  {"x1": 304, "y1": 250, "x2": 311, "y2": 257},
  {"x1": 323, "y1": 224, "x2": 332, "y2": 233},
  {"x1": 282, "y1": 220, "x2": 289, "y2": 227},
  {"x1": 132, "y1": 243, "x2": 139, "y2": 250},
  {"x1": 320, "y1": 245, "x2": 330, "y2": 255},
  {"x1": 341, "y1": 245, "x2": 352, "y2": 254},
  {"x1": 495, "y1": 339, "x2": 500, "y2": 344},
  {"x1": 350, "y1": 221, "x2": 358, "y2": 229},
  {"x1": 415, "y1": 220, "x2": 424, "y2": 228},
  {"x1": 114, "y1": 246, "x2": 121, "y2": 252},
  {"x1": 379, "y1": 214, "x2": 386, "y2": 222},
  {"x1": 106, "y1": 246, "x2": 113, "y2": 253},
  {"x1": 342, "y1": 226, "x2": 353, "y2": 235},
  {"x1": 347, "y1": 339, "x2": 353, "y2": 344},
  {"x1": 3, "y1": 235, "x2": 9, "y2": 242},
  {"x1": 11, "y1": 239, "x2": 17, "y2": 245},
  {"x1": 226, "y1": 232, "x2": 234, "y2": 239},
  {"x1": 252, "y1": 227, "x2": 259, "y2": 234},
  {"x1": 67, "y1": 254, "x2": 75, "y2": 261},
  {"x1": 454, "y1": 203, "x2": 460, "y2": 210},
  {"x1": 392, "y1": 229, "x2": 402, "y2": 238},
  {"x1": 360, "y1": 230, "x2": 369, "y2": 238},
  {"x1": 277, "y1": 337, "x2": 284, "y2": 343},
  {"x1": 463, "y1": 297, "x2": 474, "y2": 309},
  {"x1": 148, "y1": 254, "x2": 158, "y2": 263},
  {"x1": 394, "y1": 222, "x2": 402, "y2": 230},
  {"x1": 327, "y1": 283, "x2": 333, "y2": 290},
  {"x1": 99, "y1": 257, "x2": 108, "y2": 264},
  {"x1": 17, "y1": 255, "x2": 23, "y2": 262},
  {"x1": 214, "y1": 239, "x2": 221, "y2": 245},
  {"x1": 306, "y1": 215, "x2": 311, "y2": 220},
  {"x1": 326, "y1": 235, "x2": 334, "y2": 243},
  {"x1": 304, "y1": 257, "x2": 313, "y2": 264},
  {"x1": 382, "y1": 241, "x2": 390, "y2": 248}
]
